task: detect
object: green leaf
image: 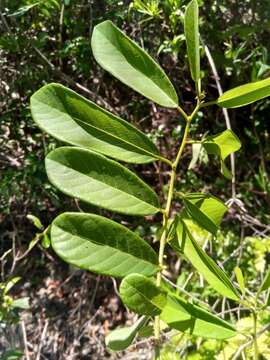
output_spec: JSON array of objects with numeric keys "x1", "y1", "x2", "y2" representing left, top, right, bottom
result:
[
  {"x1": 105, "y1": 316, "x2": 147, "y2": 351},
  {"x1": 91, "y1": 21, "x2": 178, "y2": 108},
  {"x1": 31, "y1": 83, "x2": 160, "y2": 164},
  {"x1": 258, "y1": 266, "x2": 270, "y2": 294},
  {"x1": 1, "y1": 350, "x2": 24, "y2": 360},
  {"x1": 51, "y1": 213, "x2": 158, "y2": 278},
  {"x1": 234, "y1": 267, "x2": 245, "y2": 295},
  {"x1": 11, "y1": 297, "x2": 30, "y2": 310},
  {"x1": 161, "y1": 294, "x2": 236, "y2": 339},
  {"x1": 41, "y1": 233, "x2": 51, "y2": 249},
  {"x1": 217, "y1": 77, "x2": 270, "y2": 108},
  {"x1": 46, "y1": 147, "x2": 159, "y2": 216},
  {"x1": 3, "y1": 277, "x2": 21, "y2": 295},
  {"x1": 183, "y1": 193, "x2": 228, "y2": 235},
  {"x1": 26, "y1": 214, "x2": 43, "y2": 230},
  {"x1": 120, "y1": 274, "x2": 167, "y2": 316},
  {"x1": 184, "y1": 0, "x2": 200, "y2": 93},
  {"x1": 172, "y1": 218, "x2": 239, "y2": 300},
  {"x1": 202, "y1": 129, "x2": 241, "y2": 179}
]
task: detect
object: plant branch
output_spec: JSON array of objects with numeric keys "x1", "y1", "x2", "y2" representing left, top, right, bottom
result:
[{"x1": 154, "y1": 101, "x2": 200, "y2": 358}]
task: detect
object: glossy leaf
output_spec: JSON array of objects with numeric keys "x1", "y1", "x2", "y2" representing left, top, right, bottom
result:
[
  {"x1": 161, "y1": 294, "x2": 236, "y2": 339},
  {"x1": 183, "y1": 193, "x2": 227, "y2": 235},
  {"x1": 172, "y1": 218, "x2": 239, "y2": 300},
  {"x1": 91, "y1": 21, "x2": 178, "y2": 108},
  {"x1": 51, "y1": 213, "x2": 158, "y2": 277},
  {"x1": 234, "y1": 267, "x2": 245, "y2": 295},
  {"x1": 120, "y1": 274, "x2": 167, "y2": 316},
  {"x1": 105, "y1": 316, "x2": 147, "y2": 351},
  {"x1": 217, "y1": 77, "x2": 270, "y2": 108},
  {"x1": 202, "y1": 129, "x2": 241, "y2": 179},
  {"x1": 46, "y1": 147, "x2": 160, "y2": 216},
  {"x1": 184, "y1": 0, "x2": 200, "y2": 93},
  {"x1": 258, "y1": 266, "x2": 270, "y2": 294},
  {"x1": 31, "y1": 83, "x2": 160, "y2": 164}
]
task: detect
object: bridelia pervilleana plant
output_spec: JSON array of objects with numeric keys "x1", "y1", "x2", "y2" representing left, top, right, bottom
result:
[{"x1": 30, "y1": 1, "x2": 270, "y2": 358}]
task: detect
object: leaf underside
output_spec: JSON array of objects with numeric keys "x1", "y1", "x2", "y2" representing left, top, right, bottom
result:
[
  {"x1": 51, "y1": 213, "x2": 158, "y2": 278},
  {"x1": 45, "y1": 147, "x2": 160, "y2": 216},
  {"x1": 30, "y1": 83, "x2": 160, "y2": 164}
]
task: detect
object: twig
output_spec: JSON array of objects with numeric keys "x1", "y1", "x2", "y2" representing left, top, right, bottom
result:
[
  {"x1": 204, "y1": 44, "x2": 236, "y2": 199},
  {"x1": 21, "y1": 320, "x2": 30, "y2": 360},
  {"x1": 36, "y1": 320, "x2": 48, "y2": 360}
]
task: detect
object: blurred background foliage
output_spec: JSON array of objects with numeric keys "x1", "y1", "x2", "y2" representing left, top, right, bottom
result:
[{"x1": 0, "y1": 0, "x2": 269, "y2": 358}]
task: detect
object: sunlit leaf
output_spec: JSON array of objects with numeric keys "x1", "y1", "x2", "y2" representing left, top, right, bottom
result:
[
  {"x1": 161, "y1": 294, "x2": 236, "y2": 339},
  {"x1": 91, "y1": 21, "x2": 178, "y2": 108},
  {"x1": 217, "y1": 77, "x2": 270, "y2": 108},
  {"x1": 258, "y1": 266, "x2": 270, "y2": 294},
  {"x1": 202, "y1": 129, "x2": 241, "y2": 179},
  {"x1": 31, "y1": 83, "x2": 160, "y2": 164},
  {"x1": 120, "y1": 274, "x2": 167, "y2": 316},
  {"x1": 26, "y1": 214, "x2": 43, "y2": 230},
  {"x1": 171, "y1": 217, "x2": 239, "y2": 300},
  {"x1": 234, "y1": 267, "x2": 245, "y2": 295},
  {"x1": 11, "y1": 297, "x2": 30, "y2": 310},
  {"x1": 183, "y1": 193, "x2": 227, "y2": 235},
  {"x1": 51, "y1": 213, "x2": 158, "y2": 277},
  {"x1": 184, "y1": 0, "x2": 200, "y2": 93},
  {"x1": 46, "y1": 147, "x2": 160, "y2": 216}
]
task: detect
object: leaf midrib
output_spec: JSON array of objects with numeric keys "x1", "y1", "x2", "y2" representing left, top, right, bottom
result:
[
  {"x1": 54, "y1": 224, "x2": 158, "y2": 269},
  {"x1": 48, "y1": 156, "x2": 159, "y2": 212},
  {"x1": 35, "y1": 97, "x2": 160, "y2": 161},
  {"x1": 74, "y1": 117, "x2": 159, "y2": 160},
  {"x1": 96, "y1": 27, "x2": 177, "y2": 106},
  {"x1": 219, "y1": 81, "x2": 270, "y2": 103}
]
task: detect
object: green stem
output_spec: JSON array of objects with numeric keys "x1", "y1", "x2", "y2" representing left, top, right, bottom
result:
[
  {"x1": 154, "y1": 102, "x2": 200, "y2": 358},
  {"x1": 253, "y1": 310, "x2": 259, "y2": 360}
]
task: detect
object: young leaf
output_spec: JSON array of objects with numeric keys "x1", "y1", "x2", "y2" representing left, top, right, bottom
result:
[
  {"x1": 27, "y1": 214, "x2": 43, "y2": 230},
  {"x1": 51, "y1": 213, "x2": 158, "y2": 278},
  {"x1": 234, "y1": 267, "x2": 245, "y2": 295},
  {"x1": 46, "y1": 147, "x2": 160, "y2": 216},
  {"x1": 91, "y1": 21, "x2": 178, "y2": 108},
  {"x1": 41, "y1": 233, "x2": 51, "y2": 249},
  {"x1": 258, "y1": 266, "x2": 270, "y2": 294},
  {"x1": 161, "y1": 294, "x2": 236, "y2": 339},
  {"x1": 202, "y1": 129, "x2": 241, "y2": 179},
  {"x1": 105, "y1": 316, "x2": 147, "y2": 351},
  {"x1": 171, "y1": 218, "x2": 239, "y2": 300},
  {"x1": 3, "y1": 277, "x2": 21, "y2": 295},
  {"x1": 183, "y1": 193, "x2": 227, "y2": 235},
  {"x1": 217, "y1": 77, "x2": 270, "y2": 108},
  {"x1": 120, "y1": 274, "x2": 167, "y2": 316},
  {"x1": 184, "y1": 0, "x2": 200, "y2": 94},
  {"x1": 31, "y1": 83, "x2": 161, "y2": 164}
]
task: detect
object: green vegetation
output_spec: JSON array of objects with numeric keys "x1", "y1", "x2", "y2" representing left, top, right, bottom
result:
[{"x1": 1, "y1": 0, "x2": 270, "y2": 358}]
